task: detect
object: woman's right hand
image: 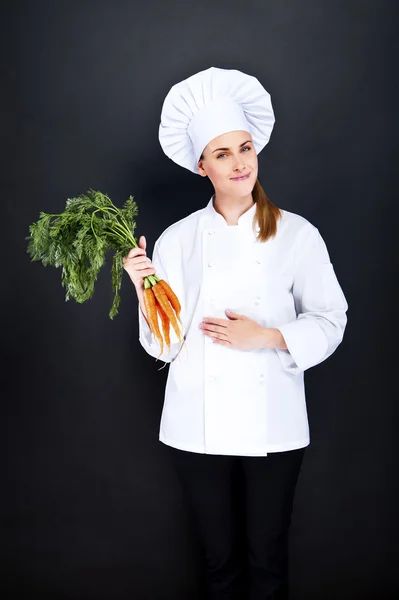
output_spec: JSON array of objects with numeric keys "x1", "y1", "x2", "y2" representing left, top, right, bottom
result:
[{"x1": 123, "y1": 235, "x2": 156, "y2": 288}]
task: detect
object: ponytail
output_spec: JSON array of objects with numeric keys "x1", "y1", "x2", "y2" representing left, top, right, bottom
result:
[{"x1": 252, "y1": 177, "x2": 282, "y2": 242}]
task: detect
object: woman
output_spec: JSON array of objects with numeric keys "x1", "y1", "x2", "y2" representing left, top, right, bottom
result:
[{"x1": 123, "y1": 67, "x2": 348, "y2": 600}]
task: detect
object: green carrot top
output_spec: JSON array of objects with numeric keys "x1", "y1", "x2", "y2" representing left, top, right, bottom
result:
[{"x1": 26, "y1": 189, "x2": 140, "y2": 319}]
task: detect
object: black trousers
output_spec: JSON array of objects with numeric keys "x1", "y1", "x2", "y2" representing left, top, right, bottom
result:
[{"x1": 167, "y1": 445, "x2": 306, "y2": 600}]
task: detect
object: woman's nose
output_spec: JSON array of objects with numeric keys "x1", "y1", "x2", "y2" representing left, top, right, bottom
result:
[{"x1": 232, "y1": 155, "x2": 245, "y2": 170}]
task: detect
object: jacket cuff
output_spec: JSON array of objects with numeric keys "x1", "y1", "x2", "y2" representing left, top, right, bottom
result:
[
  {"x1": 275, "y1": 319, "x2": 329, "y2": 373},
  {"x1": 138, "y1": 303, "x2": 182, "y2": 362},
  {"x1": 138, "y1": 304, "x2": 155, "y2": 346}
]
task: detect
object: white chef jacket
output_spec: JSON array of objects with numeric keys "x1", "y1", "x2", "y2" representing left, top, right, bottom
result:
[{"x1": 138, "y1": 194, "x2": 348, "y2": 456}]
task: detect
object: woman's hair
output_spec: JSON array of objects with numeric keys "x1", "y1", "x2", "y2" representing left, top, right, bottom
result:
[
  {"x1": 199, "y1": 149, "x2": 282, "y2": 242},
  {"x1": 251, "y1": 177, "x2": 282, "y2": 243}
]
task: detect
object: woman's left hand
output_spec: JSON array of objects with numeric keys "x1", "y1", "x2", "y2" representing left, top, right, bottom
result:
[{"x1": 199, "y1": 309, "x2": 268, "y2": 351}]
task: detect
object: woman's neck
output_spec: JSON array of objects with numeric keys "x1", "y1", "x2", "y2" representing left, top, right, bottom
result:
[{"x1": 212, "y1": 193, "x2": 254, "y2": 226}]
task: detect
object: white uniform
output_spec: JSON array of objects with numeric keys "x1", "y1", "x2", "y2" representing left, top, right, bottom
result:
[{"x1": 138, "y1": 195, "x2": 348, "y2": 456}]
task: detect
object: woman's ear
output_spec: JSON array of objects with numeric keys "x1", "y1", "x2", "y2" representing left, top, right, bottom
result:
[{"x1": 197, "y1": 159, "x2": 207, "y2": 177}]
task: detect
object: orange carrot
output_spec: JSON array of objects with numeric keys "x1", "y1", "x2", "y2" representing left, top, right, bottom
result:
[
  {"x1": 156, "y1": 299, "x2": 171, "y2": 355},
  {"x1": 152, "y1": 283, "x2": 183, "y2": 342},
  {"x1": 157, "y1": 279, "x2": 182, "y2": 323},
  {"x1": 143, "y1": 287, "x2": 164, "y2": 357}
]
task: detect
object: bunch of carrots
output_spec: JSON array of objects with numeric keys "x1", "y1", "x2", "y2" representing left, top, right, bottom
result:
[
  {"x1": 142, "y1": 274, "x2": 184, "y2": 360},
  {"x1": 25, "y1": 189, "x2": 185, "y2": 364}
]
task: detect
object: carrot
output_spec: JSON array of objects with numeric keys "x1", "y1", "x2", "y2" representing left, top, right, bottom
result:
[
  {"x1": 156, "y1": 299, "x2": 171, "y2": 356},
  {"x1": 143, "y1": 287, "x2": 164, "y2": 357},
  {"x1": 157, "y1": 279, "x2": 182, "y2": 323},
  {"x1": 152, "y1": 283, "x2": 183, "y2": 343}
]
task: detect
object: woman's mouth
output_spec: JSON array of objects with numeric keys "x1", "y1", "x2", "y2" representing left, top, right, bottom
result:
[{"x1": 231, "y1": 173, "x2": 251, "y2": 182}]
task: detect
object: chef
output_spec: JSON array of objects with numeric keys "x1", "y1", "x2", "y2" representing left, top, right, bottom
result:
[{"x1": 123, "y1": 66, "x2": 348, "y2": 599}]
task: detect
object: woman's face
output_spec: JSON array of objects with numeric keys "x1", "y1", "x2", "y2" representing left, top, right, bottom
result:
[{"x1": 197, "y1": 130, "x2": 258, "y2": 198}]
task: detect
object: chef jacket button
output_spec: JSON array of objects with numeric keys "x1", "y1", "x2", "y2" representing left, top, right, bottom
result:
[
  {"x1": 255, "y1": 258, "x2": 261, "y2": 264},
  {"x1": 209, "y1": 373, "x2": 215, "y2": 380},
  {"x1": 259, "y1": 374, "x2": 265, "y2": 383},
  {"x1": 208, "y1": 262, "x2": 214, "y2": 267},
  {"x1": 254, "y1": 296, "x2": 261, "y2": 305},
  {"x1": 208, "y1": 230, "x2": 216, "y2": 235}
]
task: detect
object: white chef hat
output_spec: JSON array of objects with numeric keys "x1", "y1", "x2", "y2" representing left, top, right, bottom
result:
[{"x1": 158, "y1": 66, "x2": 275, "y2": 175}]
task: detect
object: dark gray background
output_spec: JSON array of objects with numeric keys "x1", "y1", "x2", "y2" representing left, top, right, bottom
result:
[{"x1": 1, "y1": 1, "x2": 398, "y2": 598}]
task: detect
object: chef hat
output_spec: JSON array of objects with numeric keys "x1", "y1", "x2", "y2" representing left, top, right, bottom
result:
[{"x1": 158, "y1": 66, "x2": 275, "y2": 175}]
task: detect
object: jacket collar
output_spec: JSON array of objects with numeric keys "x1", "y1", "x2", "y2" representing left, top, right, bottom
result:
[{"x1": 205, "y1": 194, "x2": 259, "y2": 230}]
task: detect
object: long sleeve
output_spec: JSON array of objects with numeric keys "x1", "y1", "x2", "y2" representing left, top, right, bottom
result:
[
  {"x1": 275, "y1": 225, "x2": 348, "y2": 374},
  {"x1": 138, "y1": 236, "x2": 182, "y2": 363}
]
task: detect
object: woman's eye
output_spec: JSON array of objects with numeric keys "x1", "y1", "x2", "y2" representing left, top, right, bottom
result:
[{"x1": 216, "y1": 146, "x2": 251, "y2": 159}]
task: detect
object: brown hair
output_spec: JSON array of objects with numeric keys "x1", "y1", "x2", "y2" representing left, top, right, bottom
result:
[{"x1": 251, "y1": 177, "x2": 282, "y2": 243}]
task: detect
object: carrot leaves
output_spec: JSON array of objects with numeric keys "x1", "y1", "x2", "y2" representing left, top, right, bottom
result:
[{"x1": 26, "y1": 189, "x2": 139, "y2": 319}]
